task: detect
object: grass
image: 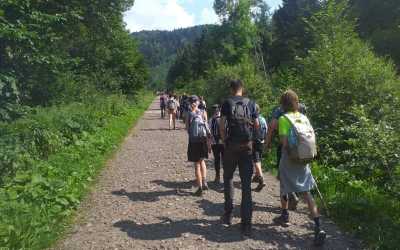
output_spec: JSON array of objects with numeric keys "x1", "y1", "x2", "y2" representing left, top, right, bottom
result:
[{"x1": 0, "y1": 92, "x2": 154, "y2": 249}]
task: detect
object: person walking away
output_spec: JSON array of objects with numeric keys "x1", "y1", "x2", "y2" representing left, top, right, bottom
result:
[
  {"x1": 252, "y1": 104, "x2": 267, "y2": 192},
  {"x1": 186, "y1": 96, "x2": 210, "y2": 196},
  {"x1": 198, "y1": 96, "x2": 208, "y2": 122},
  {"x1": 274, "y1": 89, "x2": 326, "y2": 246},
  {"x1": 219, "y1": 80, "x2": 259, "y2": 237},
  {"x1": 180, "y1": 93, "x2": 188, "y2": 120},
  {"x1": 167, "y1": 95, "x2": 179, "y2": 130},
  {"x1": 160, "y1": 93, "x2": 167, "y2": 118},
  {"x1": 266, "y1": 103, "x2": 307, "y2": 210},
  {"x1": 209, "y1": 104, "x2": 224, "y2": 184},
  {"x1": 175, "y1": 95, "x2": 180, "y2": 120}
]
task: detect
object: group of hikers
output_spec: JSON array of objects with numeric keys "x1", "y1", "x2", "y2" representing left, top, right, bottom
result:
[{"x1": 158, "y1": 80, "x2": 326, "y2": 246}]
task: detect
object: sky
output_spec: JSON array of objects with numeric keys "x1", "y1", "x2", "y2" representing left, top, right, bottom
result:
[{"x1": 123, "y1": 0, "x2": 283, "y2": 32}]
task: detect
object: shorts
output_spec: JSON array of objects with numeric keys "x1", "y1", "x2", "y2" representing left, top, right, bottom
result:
[
  {"x1": 187, "y1": 139, "x2": 208, "y2": 162},
  {"x1": 252, "y1": 142, "x2": 264, "y2": 163}
]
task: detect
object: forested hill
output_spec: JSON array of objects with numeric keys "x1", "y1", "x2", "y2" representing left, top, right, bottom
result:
[
  {"x1": 132, "y1": 25, "x2": 211, "y2": 67},
  {"x1": 131, "y1": 25, "x2": 213, "y2": 90}
]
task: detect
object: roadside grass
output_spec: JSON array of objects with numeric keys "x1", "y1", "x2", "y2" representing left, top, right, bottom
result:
[{"x1": 0, "y1": 92, "x2": 154, "y2": 249}]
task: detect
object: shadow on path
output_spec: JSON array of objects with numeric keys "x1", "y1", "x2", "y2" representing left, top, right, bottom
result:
[
  {"x1": 113, "y1": 217, "x2": 323, "y2": 249},
  {"x1": 111, "y1": 188, "x2": 191, "y2": 202}
]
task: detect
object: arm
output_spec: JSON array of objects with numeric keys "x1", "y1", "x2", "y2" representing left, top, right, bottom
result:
[
  {"x1": 219, "y1": 116, "x2": 227, "y2": 142},
  {"x1": 203, "y1": 111, "x2": 208, "y2": 122},
  {"x1": 185, "y1": 114, "x2": 190, "y2": 131},
  {"x1": 265, "y1": 119, "x2": 278, "y2": 150}
]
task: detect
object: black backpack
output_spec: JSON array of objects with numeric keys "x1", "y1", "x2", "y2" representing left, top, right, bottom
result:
[
  {"x1": 226, "y1": 97, "x2": 253, "y2": 143},
  {"x1": 211, "y1": 116, "x2": 221, "y2": 142}
]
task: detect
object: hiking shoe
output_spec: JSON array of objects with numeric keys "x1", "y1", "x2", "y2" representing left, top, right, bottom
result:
[
  {"x1": 288, "y1": 193, "x2": 299, "y2": 211},
  {"x1": 273, "y1": 213, "x2": 290, "y2": 227},
  {"x1": 241, "y1": 224, "x2": 252, "y2": 237},
  {"x1": 253, "y1": 182, "x2": 266, "y2": 192},
  {"x1": 214, "y1": 175, "x2": 221, "y2": 184},
  {"x1": 314, "y1": 228, "x2": 326, "y2": 246},
  {"x1": 220, "y1": 213, "x2": 233, "y2": 226},
  {"x1": 202, "y1": 181, "x2": 209, "y2": 191},
  {"x1": 193, "y1": 188, "x2": 203, "y2": 197},
  {"x1": 252, "y1": 175, "x2": 261, "y2": 183}
]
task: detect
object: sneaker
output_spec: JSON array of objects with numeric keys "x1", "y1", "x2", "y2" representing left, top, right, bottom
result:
[
  {"x1": 288, "y1": 193, "x2": 299, "y2": 211},
  {"x1": 214, "y1": 175, "x2": 221, "y2": 184},
  {"x1": 253, "y1": 182, "x2": 266, "y2": 192},
  {"x1": 241, "y1": 224, "x2": 252, "y2": 237},
  {"x1": 252, "y1": 175, "x2": 261, "y2": 183},
  {"x1": 314, "y1": 227, "x2": 326, "y2": 246},
  {"x1": 193, "y1": 188, "x2": 203, "y2": 197},
  {"x1": 273, "y1": 213, "x2": 290, "y2": 227},
  {"x1": 202, "y1": 181, "x2": 209, "y2": 191},
  {"x1": 220, "y1": 213, "x2": 232, "y2": 226}
]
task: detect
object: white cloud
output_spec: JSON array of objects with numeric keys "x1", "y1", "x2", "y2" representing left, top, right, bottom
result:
[
  {"x1": 124, "y1": 0, "x2": 195, "y2": 32},
  {"x1": 199, "y1": 8, "x2": 218, "y2": 25}
]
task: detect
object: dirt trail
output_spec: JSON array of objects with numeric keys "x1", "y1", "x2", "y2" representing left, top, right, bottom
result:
[{"x1": 55, "y1": 99, "x2": 359, "y2": 250}]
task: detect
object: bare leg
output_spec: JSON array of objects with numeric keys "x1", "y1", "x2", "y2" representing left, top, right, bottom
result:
[
  {"x1": 201, "y1": 160, "x2": 207, "y2": 180},
  {"x1": 169, "y1": 113, "x2": 172, "y2": 130},
  {"x1": 195, "y1": 162, "x2": 203, "y2": 188},
  {"x1": 254, "y1": 162, "x2": 263, "y2": 177},
  {"x1": 281, "y1": 195, "x2": 289, "y2": 210},
  {"x1": 302, "y1": 192, "x2": 319, "y2": 218}
]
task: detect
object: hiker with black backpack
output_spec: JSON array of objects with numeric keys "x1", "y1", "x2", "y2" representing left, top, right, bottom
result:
[
  {"x1": 252, "y1": 104, "x2": 267, "y2": 192},
  {"x1": 273, "y1": 90, "x2": 326, "y2": 246},
  {"x1": 167, "y1": 95, "x2": 179, "y2": 130},
  {"x1": 219, "y1": 80, "x2": 259, "y2": 237},
  {"x1": 160, "y1": 93, "x2": 167, "y2": 119},
  {"x1": 209, "y1": 104, "x2": 224, "y2": 184},
  {"x1": 186, "y1": 95, "x2": 211, "y2": 197}
]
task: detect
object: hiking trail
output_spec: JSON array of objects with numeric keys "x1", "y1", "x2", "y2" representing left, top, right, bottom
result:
[{"x1": 54, "y1": 98, "x2": 359, "y2": 250}]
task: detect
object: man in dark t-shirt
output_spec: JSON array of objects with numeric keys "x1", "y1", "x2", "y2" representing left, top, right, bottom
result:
[{"x1": 219, "y1": 79, "x2": 259, "y2": 237}]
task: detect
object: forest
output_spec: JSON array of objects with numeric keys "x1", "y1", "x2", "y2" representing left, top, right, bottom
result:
[
  {"x1": 166, "y1": 0, "x2": 400, "y2": 249},
  {"x1": 132, "y1": 25, "x2": 211, "y2": 90}
]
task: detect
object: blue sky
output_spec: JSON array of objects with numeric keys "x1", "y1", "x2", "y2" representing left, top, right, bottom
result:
[{"x1": 124, "y1": 0, "x2": 282, "y2": 32}]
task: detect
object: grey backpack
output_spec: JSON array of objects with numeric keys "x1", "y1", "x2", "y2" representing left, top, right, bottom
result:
[
  {"x1": 284, "y1": 113, "x2": 317, "y2": 164},
  {"x1": 189, "y1": 112, "x2": 208, "y2": 142}
]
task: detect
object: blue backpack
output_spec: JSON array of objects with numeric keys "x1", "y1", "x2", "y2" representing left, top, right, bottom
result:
[{"x1": 255, "y1": 115, "x2": 267, "y2": 143}]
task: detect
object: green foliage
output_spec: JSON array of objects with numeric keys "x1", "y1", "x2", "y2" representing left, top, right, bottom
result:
[
  {"x1": 349, "y1": 0, "x2": 400, "y2": 70},
  {"x1": 313, "y1": 165, "x2": 400, "y2": 249},
  {"x1": 269, "y1": 0, "x2": 321, "y2": 69},
  {"x1": 0, "y1": 92, "x2": 154, "y2": 249},
  {"x1": 0, "y1": 0, "x2": 148, "y2": 118}
]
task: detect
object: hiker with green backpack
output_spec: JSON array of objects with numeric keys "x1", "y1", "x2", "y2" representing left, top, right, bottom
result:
[
  {"x1": 273, "y1": 90, "x2": 326, "y2": 246},
  {"x1": 186, "y1": 95, "x2": 211, "y2": 197}
]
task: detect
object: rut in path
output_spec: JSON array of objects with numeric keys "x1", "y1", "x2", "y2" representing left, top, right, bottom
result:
[{"x1": 55, "y1": 99, "x2": 359, "y2": 250}]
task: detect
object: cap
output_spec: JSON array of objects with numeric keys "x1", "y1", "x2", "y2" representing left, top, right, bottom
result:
[{"x1": 212, "y1": 104, "x2": 220, "y2": 109}]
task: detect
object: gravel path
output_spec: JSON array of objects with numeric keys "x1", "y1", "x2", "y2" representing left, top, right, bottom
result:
[{"x1": 55, "y1": 99, "x2": 359, "y2": 250}]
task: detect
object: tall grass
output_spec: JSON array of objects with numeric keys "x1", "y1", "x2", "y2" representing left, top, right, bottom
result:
[{"x1": 0, "y1": 92, "x2": 154, "y2": 249}]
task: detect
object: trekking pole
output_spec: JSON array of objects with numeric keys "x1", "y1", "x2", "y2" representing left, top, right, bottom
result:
[{"x1": 314, "y1": 179, "x2": 330, "y2": 217}]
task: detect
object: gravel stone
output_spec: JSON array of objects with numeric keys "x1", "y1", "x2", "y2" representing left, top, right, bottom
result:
[{"x1": 53, "y1": 99, "x2": 360, "y2": 250}]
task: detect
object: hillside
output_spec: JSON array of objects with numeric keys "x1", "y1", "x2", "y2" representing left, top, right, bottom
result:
[{"x1": 131, "y1": 25, "x2": 214, "y2": 89}]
